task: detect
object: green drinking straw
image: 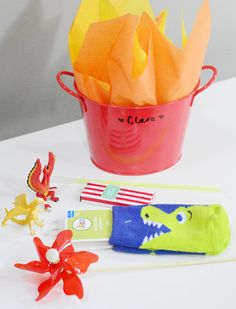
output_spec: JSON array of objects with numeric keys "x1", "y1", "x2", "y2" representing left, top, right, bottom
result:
[{"x1": 53, "y1": 177, "x2": 221, "y2": 192}]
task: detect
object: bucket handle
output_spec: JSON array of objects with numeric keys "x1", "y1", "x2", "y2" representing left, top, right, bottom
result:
[
  {"x1": 57, "y1": 66, "x2": 217, "y2": 108},
  {"x1": 56, "y1": 71, "x2": 87, "y2": 112},
  {"x1": 191, "y1": 65, "x2": 218, "y2": 106}
]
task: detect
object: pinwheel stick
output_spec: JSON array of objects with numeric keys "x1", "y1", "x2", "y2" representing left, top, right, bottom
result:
[{"x1": 92, "y1": 257, "x2": 236, "y2": 273}]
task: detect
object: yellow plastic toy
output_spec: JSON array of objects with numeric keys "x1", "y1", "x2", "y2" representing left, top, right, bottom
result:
[{"x1": 2, "y1": 194, "x2": 46, "y2": 235}]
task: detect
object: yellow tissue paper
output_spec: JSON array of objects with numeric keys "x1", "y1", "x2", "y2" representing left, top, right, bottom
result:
[{"x1": 69, "y1": 0, "x2": 154, "y2": 65}]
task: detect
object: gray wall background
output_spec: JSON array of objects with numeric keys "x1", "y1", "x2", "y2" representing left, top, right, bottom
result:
[{"x1": 0, "y1": 0, "x2": 235, "y2": 140}]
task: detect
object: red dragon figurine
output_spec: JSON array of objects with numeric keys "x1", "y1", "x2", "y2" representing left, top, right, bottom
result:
[{"x1": 27, "y1": 152, "x2": 59, "y2": 211}]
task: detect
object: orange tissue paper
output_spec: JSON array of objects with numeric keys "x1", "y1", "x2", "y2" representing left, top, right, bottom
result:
[{"x1": 68, "y1": 0, "x2": 211, "y2": 107}]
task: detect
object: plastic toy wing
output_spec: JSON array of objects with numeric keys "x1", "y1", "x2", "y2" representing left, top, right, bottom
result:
[
  {"x1": 45, "y1": 152, "x2": 56, "y2": 176},
  {"x1": 27, "y1": 159, "x2": 43, "y2": 193},
  {"x1": 13, "y1": 194, "x2": 29, "y2": 208}
]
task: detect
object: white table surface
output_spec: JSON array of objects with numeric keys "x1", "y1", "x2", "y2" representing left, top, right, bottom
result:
[{"x1": 1, "y1": 77, "x2": 236, "y2": 309}]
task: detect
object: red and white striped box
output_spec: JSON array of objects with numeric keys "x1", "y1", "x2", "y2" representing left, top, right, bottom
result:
[{"x1": 80, "y1": 182, "x2": 155, "y2": 207}]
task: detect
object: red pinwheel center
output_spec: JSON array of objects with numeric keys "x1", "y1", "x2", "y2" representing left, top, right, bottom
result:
[{"x1": 45, "y1": 248, "x2": 60, "y2": 264}]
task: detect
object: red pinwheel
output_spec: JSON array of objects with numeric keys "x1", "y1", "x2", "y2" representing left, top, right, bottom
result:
[{"x1": 15, "y1": 230, "x2": 98, "y2": 301}]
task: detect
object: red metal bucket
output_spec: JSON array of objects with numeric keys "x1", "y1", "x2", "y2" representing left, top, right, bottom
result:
[{"x1": 57, "y1": 65, "x2": 217, "y2": 175}]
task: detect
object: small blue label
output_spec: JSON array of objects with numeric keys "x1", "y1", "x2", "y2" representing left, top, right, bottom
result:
[{"x1": 67, "y1": 211, "x2": 75, "y2": 218}]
